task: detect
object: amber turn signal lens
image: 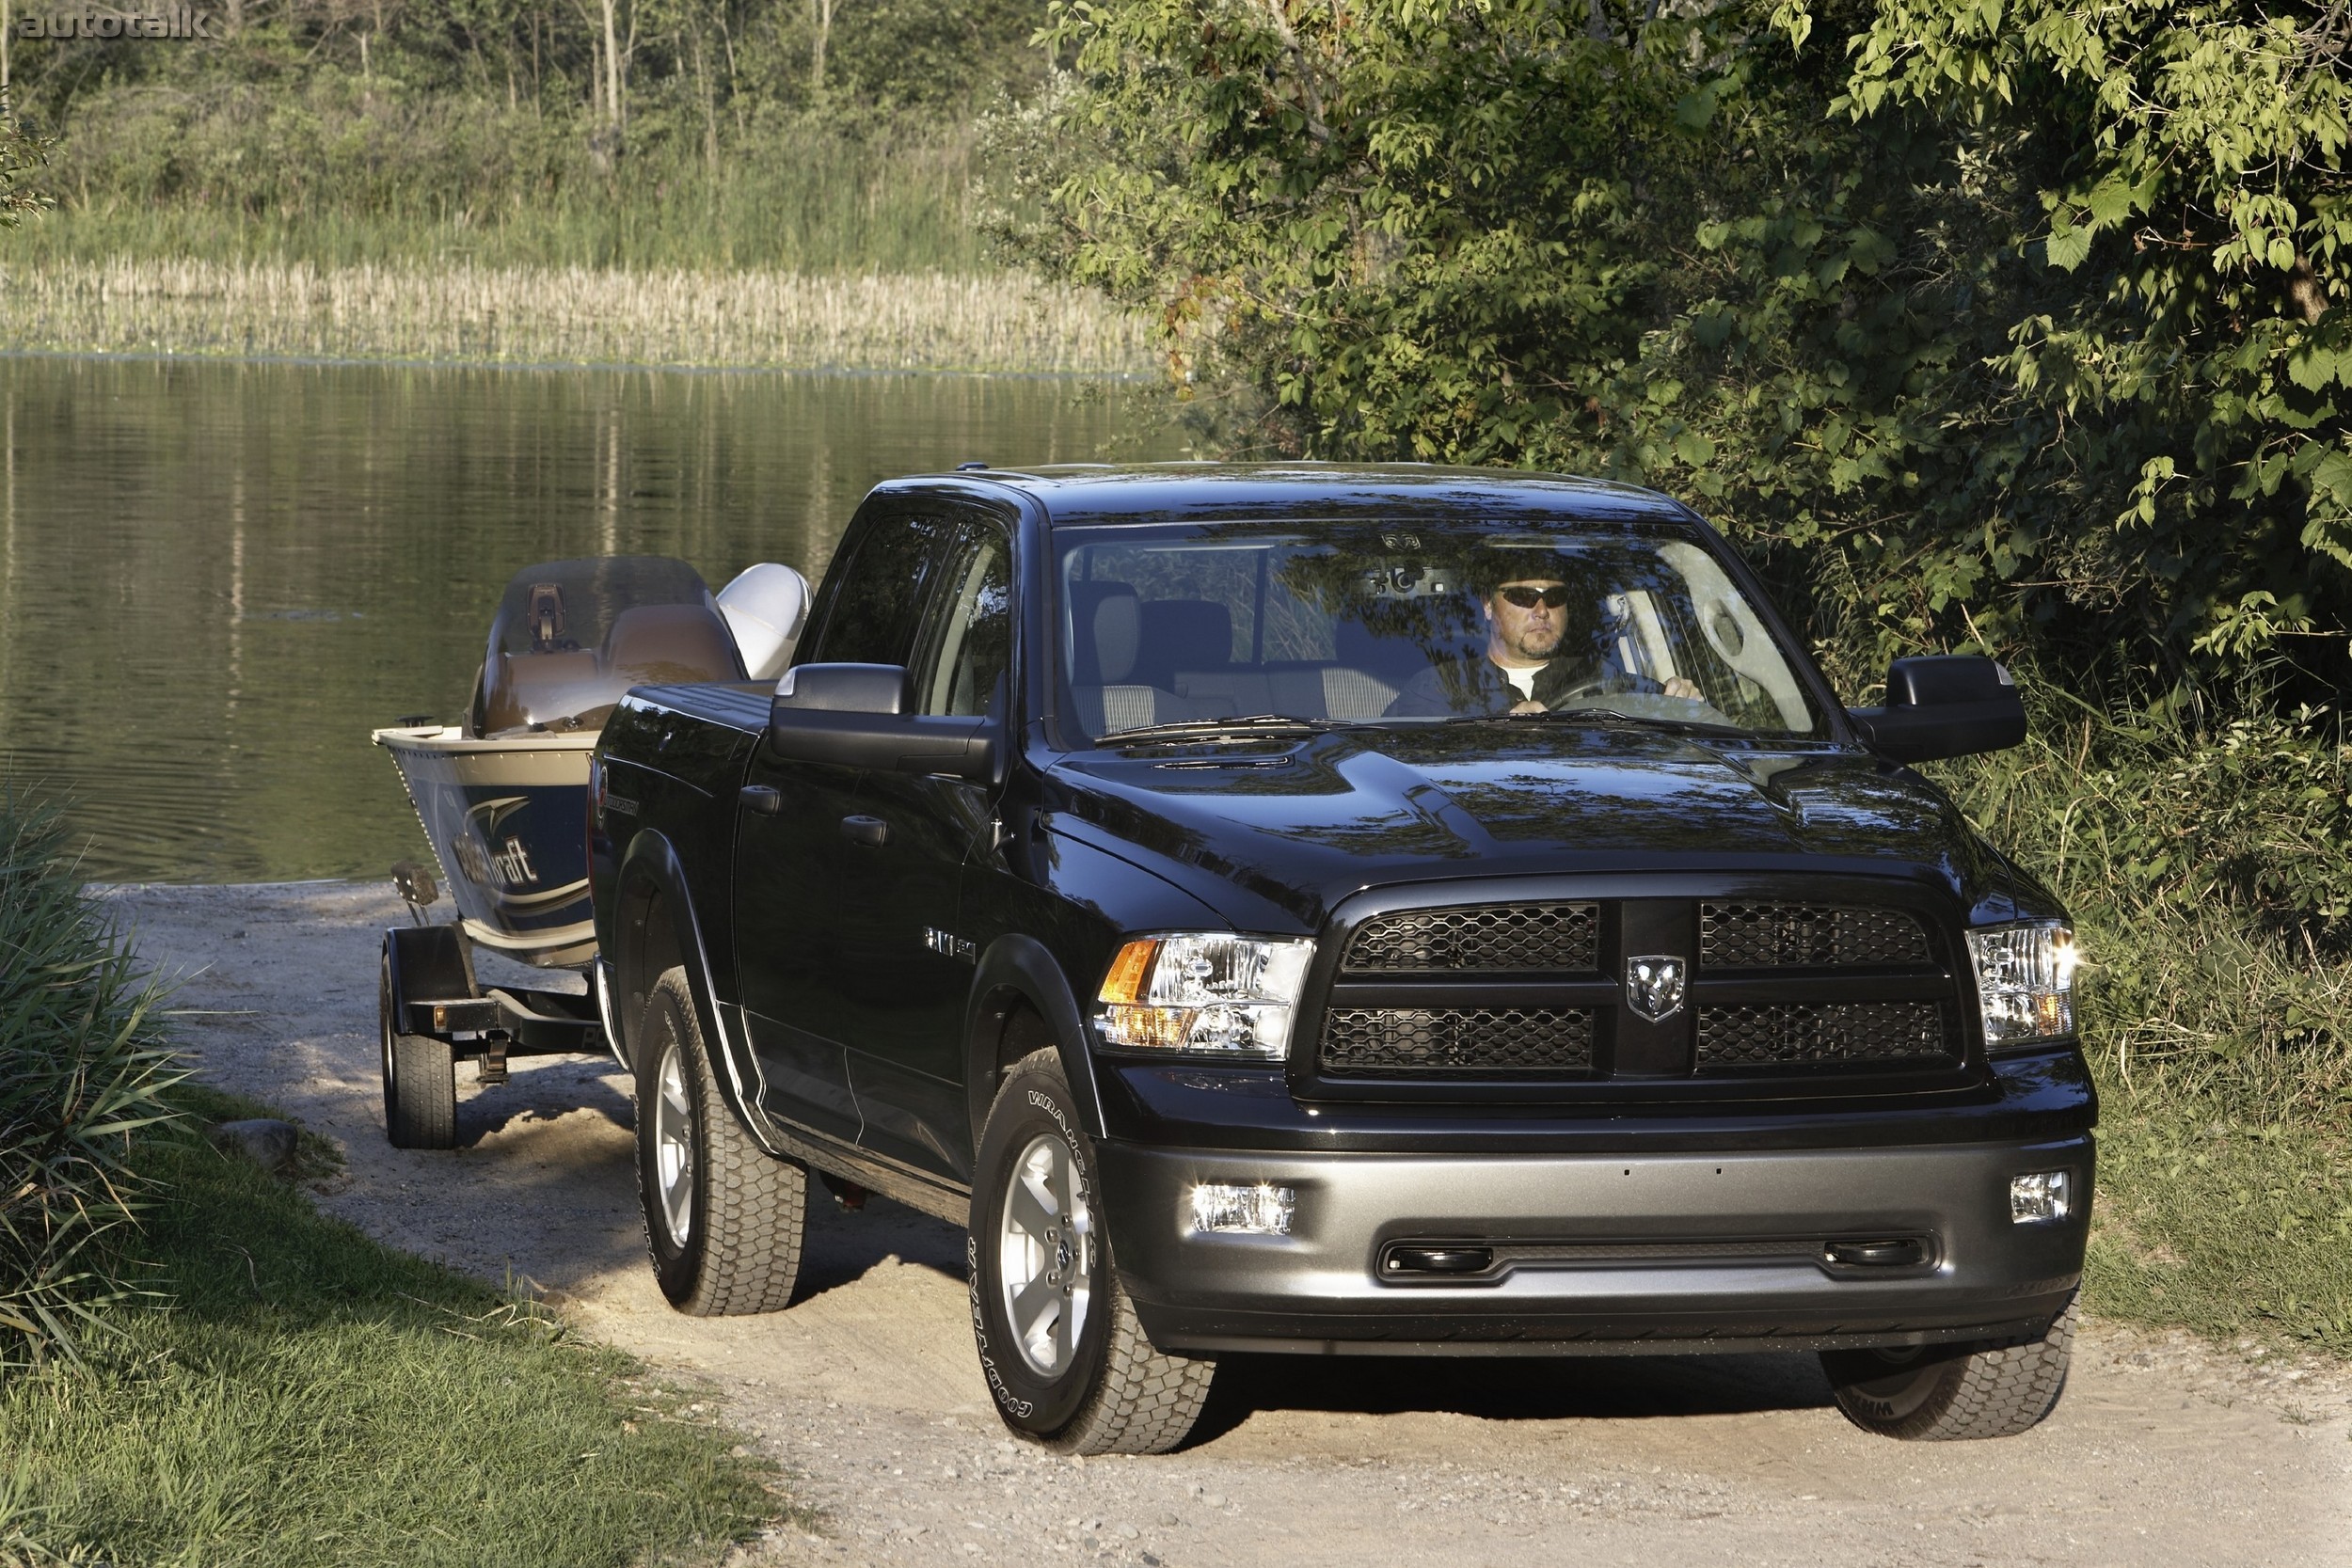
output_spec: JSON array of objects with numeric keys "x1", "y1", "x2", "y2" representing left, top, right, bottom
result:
[{"x1": 1099, "y1": 939, "x2": 1159, "y2": 1006}]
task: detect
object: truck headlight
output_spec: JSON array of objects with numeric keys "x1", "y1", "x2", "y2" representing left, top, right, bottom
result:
[
  {"x1": 1966, "y1": 921, "x2": 2078, "y2": 1048},
  {"x1": 1094, "y1": 934, "x2": 1314, "y2": 1060}
]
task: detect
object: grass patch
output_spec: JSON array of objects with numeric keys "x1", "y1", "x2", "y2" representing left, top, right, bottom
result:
[
  {"x1": 1934, "y1": 703, "x2": 2352, "y2": 1355},
  {"x1": 0, "y1": 255, "x2": 1153, "y2": 374},
  {"x1": 0, "y1": 1083, "x2": 789, "y2": 1567}
]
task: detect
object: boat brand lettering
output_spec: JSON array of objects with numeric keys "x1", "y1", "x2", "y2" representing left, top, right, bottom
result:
[
  {"x1": 450, "y1": 797, "x2": 543, "y2": 891},
  {"x1": 14, "y1": 8, "x2": 219, "y2": 38}
]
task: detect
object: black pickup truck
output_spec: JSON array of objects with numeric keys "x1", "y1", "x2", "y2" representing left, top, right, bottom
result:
[{"x1": 586, "y1": 465, "x2": 2092, "y2": 1454}]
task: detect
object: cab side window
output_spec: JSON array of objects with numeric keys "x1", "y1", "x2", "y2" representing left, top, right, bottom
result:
[
  {"x1": 803, "y1": 507, "x2": 961, "y2": 669},
  {"x1": 914, "y1": 524, "x2": 1013, "y2": 719}
]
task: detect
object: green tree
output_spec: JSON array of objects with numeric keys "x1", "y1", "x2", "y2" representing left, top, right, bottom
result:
[{"x1": 993, "y1": 0, "x2": 2352, "y2": 703}]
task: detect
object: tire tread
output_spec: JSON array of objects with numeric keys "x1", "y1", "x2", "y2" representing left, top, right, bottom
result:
[
  {"x1": 1827, "y1": 1296, "x2": 2076, "y2": 1440},
  {"x1": 645, "y1": 968, "x2": 808, "y2": 1317}
]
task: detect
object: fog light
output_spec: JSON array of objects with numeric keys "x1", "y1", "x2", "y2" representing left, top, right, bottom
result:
[
  {"x1": 2010, "y1": 1170, "x2": 2073, "y2": 1225},
  {"x1": 1190, "y1": 1181, "x2": 1295, "y2": 1236}
]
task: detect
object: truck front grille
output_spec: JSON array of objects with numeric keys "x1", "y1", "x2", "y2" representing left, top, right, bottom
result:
[
  {"x1": 1696, "y1": 1002, "x2": 1951, "y2": 1068},
  {"x1": 1321, "y1": 1006, "x2": 1595, "y2": 1074},
  {"x1": 1699, "y1": 903, "x2": 1929, "y2": 968},
  {"x1": 1343, "y1": 902, "x2": 1598, "y2": 974},
  {"x1": 1312, "y1": 889, "x2": 1966, "y2": 1091}
]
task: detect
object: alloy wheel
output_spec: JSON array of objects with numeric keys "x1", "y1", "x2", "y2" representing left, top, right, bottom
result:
[
  {"x1": 652, "y1": 1039, "x2": 695, "y2": 1248},
  {"x1": 996, "y1": 1132, "x2": 1093, "y2": 1376}
]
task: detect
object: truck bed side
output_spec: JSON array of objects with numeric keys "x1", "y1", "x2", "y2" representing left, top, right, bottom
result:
[{"x1": 589, "y1": 683, "x2": 771, "y2": 1066}]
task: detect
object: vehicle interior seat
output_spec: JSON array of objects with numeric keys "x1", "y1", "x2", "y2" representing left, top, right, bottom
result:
[{"x1": 1068, "y1": 581, "x2": 1198, "y2": 736}]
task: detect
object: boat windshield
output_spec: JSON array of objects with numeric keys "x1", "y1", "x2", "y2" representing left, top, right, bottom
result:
[
  {"x1": 1053, "y1": 516, "x2": 1822, "y2": 744},
  {"x1": 488, "y1": 557, "x2": 714, "y2": 657}
]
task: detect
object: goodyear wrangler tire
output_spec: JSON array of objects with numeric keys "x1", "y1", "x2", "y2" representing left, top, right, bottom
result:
[
  {"x1": 1821, "y1": 1292, "x2": 2077, "y2": 1440},
  {"x1": 635, "y1": 967, "x2": 810, "y2": 1315},
  {"x1": 968, "y1": 1049, "x2": 1214, "y2": 1455}
]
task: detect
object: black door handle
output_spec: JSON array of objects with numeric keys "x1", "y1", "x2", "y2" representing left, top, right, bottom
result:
[
  {"x1": 739, "y1": 785, "x2": 781, "y2": 815},
  {"x1": 839, "y1": 815, "x2": 888, "y2": 847}
]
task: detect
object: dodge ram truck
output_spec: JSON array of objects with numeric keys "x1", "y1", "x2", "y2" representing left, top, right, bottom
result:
[{"x1": 586, "y1": 465, "x2": 2093, "y2": 1454}]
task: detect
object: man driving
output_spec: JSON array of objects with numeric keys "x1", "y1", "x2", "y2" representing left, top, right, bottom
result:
[{"x1": 1386, "y1": 568, "x2": 1703, "y2": 717}]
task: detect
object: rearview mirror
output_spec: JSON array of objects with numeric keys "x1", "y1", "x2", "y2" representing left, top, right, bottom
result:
[
  {"x1": 767, "y1": 662, "x2": 996, "y2": 783},
  {"x1": 1845, "y1": 656, "x2": 2026, "y2": 764}
]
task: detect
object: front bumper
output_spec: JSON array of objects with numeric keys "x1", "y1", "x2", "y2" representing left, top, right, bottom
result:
[{"x1": 1097, "y1": 1134, "x2": 2091, "y2": 1357}]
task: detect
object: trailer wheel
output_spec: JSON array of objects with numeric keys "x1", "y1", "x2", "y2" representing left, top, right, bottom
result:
[
  {"x1": 635, "y1": 967, "x2": 809, "y2": 1315},
  {"x1": 379, "y1": 942, "x2": 456, "y2": 1149}
]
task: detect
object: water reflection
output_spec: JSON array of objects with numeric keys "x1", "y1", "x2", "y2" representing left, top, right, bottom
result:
[{"x1": 0, "y1": 356, "x2": 1180, "y2": 881}]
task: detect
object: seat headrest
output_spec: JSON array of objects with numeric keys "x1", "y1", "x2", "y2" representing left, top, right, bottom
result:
[
  {"x1": 1139, "y1": 599, "x2": 1232, "y2": 681},
  {"x1": 1070, "y1": 581, "x2": 1141, "y2": 686}
]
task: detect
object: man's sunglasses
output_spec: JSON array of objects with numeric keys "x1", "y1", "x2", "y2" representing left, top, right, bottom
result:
[{"x1": 1497, "y1": 584, "x2": 1573, "y2": 610}]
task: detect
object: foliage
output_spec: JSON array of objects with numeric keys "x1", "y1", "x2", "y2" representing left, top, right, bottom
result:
[
  {"x1": 0, "y1": 1082, "x2": 787, "y2": 1566},
  {"x1": 992, "y1": 0, "x2": 2352, "y2": 705},
  {"x1": 0, "y1": 92, "x2": 54, "y2": 230},
  {"x1": 4, "y1": 0, "x2": 1047, "y2": 271},
  {"x1": 1932, "y1": 705, "x2": 2352, "y2": 1351},
  {"x1": 0, "y1": 798, "x2": 183, "y2": 1371}
]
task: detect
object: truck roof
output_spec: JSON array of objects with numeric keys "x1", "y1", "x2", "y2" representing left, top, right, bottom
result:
[{"x1": 888, "y1": 462, "x2": 1697, "y2": 528}]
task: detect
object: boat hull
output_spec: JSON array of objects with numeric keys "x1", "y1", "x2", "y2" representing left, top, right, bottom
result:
[{"x1": 373, "y1": 725, "x2": 598, "y2": 968}]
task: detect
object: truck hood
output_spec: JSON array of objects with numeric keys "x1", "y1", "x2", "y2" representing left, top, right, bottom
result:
[{"x1": 1044, "y1": 726, "x2": 2036, "y2": 934}]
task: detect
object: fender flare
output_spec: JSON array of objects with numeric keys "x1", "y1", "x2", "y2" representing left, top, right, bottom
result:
[
  {"x1": 963, "y1": 933, "x2": 1105, "y2": 1148},
  {"x1": 613, "y1": 829, "x2": 779, "y2": 1154}
]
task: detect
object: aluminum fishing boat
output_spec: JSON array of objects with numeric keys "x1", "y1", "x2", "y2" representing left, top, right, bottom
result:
[{"x1": 370, "y1": 554, "x2": 806, "y2": 1147}]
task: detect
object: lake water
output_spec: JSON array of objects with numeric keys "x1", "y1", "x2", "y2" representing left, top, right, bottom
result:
[{"x1": 0, "y1": 355, "x2": 1184, "y2": 882}]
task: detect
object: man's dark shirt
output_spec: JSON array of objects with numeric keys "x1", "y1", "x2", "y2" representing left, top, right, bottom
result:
[{"x1": 1385, "y1": 649, "x2": 1660, "y2": 718}]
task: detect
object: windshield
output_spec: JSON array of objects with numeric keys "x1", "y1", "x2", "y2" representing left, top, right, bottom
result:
[
  {"x1": 1054, "y1": 518, "x2": 1820, "y2": 743},
  {"x1": 488, "y1": 556, "x2": 713, "y2": 657}
]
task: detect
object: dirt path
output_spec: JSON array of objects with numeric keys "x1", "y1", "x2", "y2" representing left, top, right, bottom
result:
[{"x1": 111, "y1": 880, "x2": 2352, "y2": 1568}]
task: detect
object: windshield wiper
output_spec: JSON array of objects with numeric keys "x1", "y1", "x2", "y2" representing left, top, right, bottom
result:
[
  {"x1": 1102, "y1": 714, "x2": 1338, "y2": 744},
  {"x1": 1445, "y1": 707, "x2": 1753, "y2": 738}
]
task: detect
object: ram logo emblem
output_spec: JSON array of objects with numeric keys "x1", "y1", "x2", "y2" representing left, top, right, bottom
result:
[{"x1": 1624, "y1": 955, "x2": 1687, "y2": 1022}]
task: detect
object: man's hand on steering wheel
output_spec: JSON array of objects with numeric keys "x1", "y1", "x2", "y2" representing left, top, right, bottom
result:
[{"x1": 1545, "y1": 674, "x2": 1705, "y2": 709}]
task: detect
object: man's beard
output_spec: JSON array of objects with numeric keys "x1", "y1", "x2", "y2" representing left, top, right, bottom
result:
[{"x1": 1508, "y1": 625, "x2": 1562, "y2": 660}]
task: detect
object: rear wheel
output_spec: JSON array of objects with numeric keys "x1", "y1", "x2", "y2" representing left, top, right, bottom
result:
[
  {"x1": 634, "y1": 967, "x2": 809, "y2": 1315},
  {"x1": 968, "y1": 1049, "x2": 1213, "y2": 1454},
  {"x1": 380, "y1": 942, "x2": 455, "y2": 1149},
  {"x1": 1821, "y1": 1294, "x2": 2077, "y2": 1440}
]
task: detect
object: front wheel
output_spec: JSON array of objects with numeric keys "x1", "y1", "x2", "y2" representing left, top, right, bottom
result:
[
  {"x1": 634, "y1": 967, "x2": 810, "y2": 1315},
  {"x1": 968, "y1": 1049, "x2": 1213, "y2": 1454},
  {"x1": 1820, "y1": 1294, "x2": 2077, "y2": 1440},
  {"x1": 380, "y1": 941, "x2": 455, "y2": 1149}
]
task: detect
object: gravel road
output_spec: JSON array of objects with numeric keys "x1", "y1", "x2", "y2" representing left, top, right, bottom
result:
[{"x1": 110, "y1": 879, "x2": 2352, "y2": 1568}]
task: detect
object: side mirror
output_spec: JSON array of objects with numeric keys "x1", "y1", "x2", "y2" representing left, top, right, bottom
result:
[
  {"x1": 1846, "y1": 655, "x2": 2026, "y2": 764},
  {"x1": 766, "y1": 663, "x2": 997, "y2": 783}
]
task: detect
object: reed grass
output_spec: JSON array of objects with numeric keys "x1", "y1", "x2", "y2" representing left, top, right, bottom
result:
[{"x1": 0, "y1": 255, "x2": 1157, "y2": 374}]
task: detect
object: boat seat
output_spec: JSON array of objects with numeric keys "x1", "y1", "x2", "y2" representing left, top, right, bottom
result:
[{"x1": 474, "y1": 601, "x2": 745, "y2": 736}]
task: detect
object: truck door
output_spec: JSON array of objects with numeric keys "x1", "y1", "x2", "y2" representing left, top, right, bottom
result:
[
  {"x1": 732, "y1": 500, "x2": 959, "y2": 1148},
  {"x1": 836, "y1": 514, "x2": 1013, "y2": 1181}
]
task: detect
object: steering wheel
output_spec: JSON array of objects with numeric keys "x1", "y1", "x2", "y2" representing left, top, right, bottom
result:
[{"x1": 1547, "y1": 676, "x2": 1612, "y2": 706}]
